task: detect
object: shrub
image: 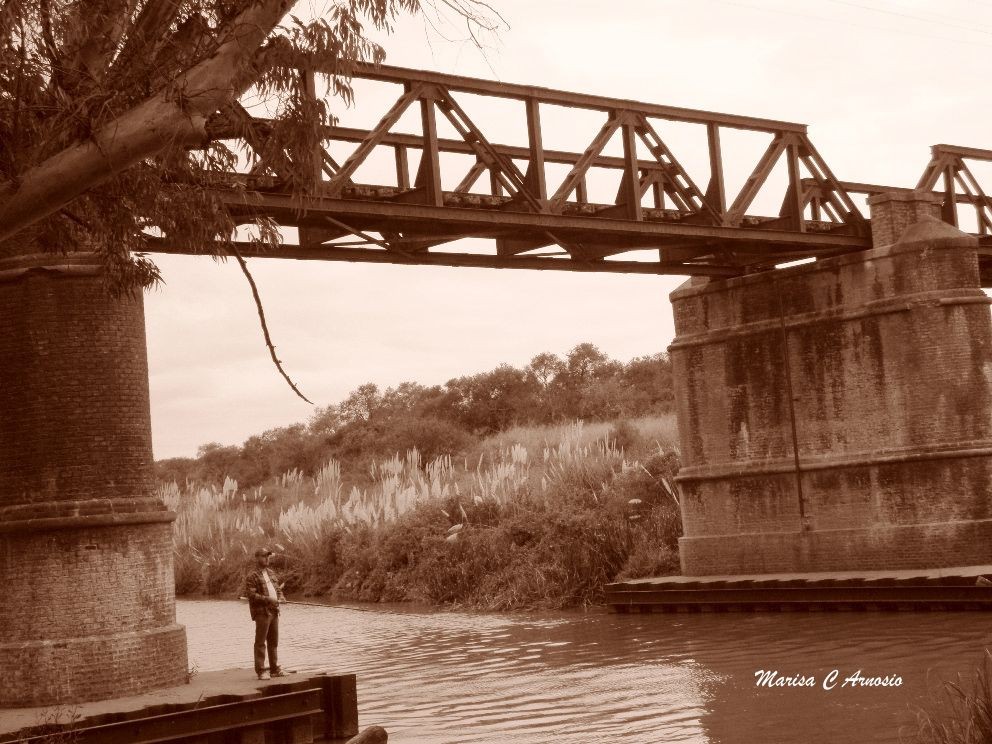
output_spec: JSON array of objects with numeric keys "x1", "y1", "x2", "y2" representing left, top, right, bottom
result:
[
  {"x1": 173, "y1": 549, "x2": 203, "y2": 595},
  {"x1": 384, "y1": 416, "x2": 477, "y2": 463},
  {"x1": 607, "y1": 419, "x2": 643, "y2": 454}
]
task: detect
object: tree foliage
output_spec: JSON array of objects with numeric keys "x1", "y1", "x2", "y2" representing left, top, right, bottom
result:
[
  {"x1": 155, "y1": 343, "x2": 677, "y2": 488},
  {"x1": 0, "y1": 0, "x2": 498, "y2": 289}
]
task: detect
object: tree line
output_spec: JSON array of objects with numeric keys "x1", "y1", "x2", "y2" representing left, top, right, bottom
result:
[{"x1": 155, "y1": 343, "x2": 675, "y2": 488}]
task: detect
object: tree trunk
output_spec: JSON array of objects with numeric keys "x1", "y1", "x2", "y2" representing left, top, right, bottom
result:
[{"x1": 0, "y1": 0, "x2": 293, "y2": 245}]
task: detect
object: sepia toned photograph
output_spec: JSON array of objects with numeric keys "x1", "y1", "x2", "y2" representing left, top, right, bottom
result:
[{"x1": 1, "y1": 0, "x2": 991, "y2": 741}]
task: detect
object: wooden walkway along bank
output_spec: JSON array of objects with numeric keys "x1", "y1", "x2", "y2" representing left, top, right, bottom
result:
[
  {"x1": 605, "y1": 565, "x2": 992, "y2": 612},
  {"x1": 0, "y1": 671, "x2": 361, "y2": 743}
]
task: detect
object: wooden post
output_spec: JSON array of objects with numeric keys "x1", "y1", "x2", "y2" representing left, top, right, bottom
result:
[
  {"x1": 284, "y1": 716, "x2": 313, "y2": 743},
  {"x1": 238, "y1": 727, "x2": 266, "y2": 744},
  {"x1": 318, "y1": 674, "x2": 359, "y2": 740}
]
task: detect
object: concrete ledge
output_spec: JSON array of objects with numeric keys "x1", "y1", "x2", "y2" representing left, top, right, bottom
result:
[
  {"x1": 0, "y1": 510, "x2": 176, "y2": 534},
  {"x1": 0, "y1": 669, "x2": 359, "y2": 743},
  {"x1": 668, "y1": 287, "x2": 991, "y2": 350},
  {"x1": 0, "y1": 497, "x2": 169, "y2": 521},
  {"x1": 615, "y1": 563, "x2": 992, "y2": 586}
]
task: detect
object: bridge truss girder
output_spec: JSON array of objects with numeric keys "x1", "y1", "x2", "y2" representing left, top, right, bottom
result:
[{"x1": 154, "y1": 62, "x2": 992, "y2": 281}]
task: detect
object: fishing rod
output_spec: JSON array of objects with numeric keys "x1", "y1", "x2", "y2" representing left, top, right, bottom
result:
[{"x1": 238, "y1": 596, "x2": 375, "y2": 612}]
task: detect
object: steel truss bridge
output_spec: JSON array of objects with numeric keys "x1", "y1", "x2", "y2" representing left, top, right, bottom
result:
[{"x1": 153, "y1": 62, "x2": 992, "y2": 282}]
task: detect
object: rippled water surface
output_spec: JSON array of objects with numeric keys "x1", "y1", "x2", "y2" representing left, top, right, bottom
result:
[{"x1": 178, "y1": 600, "x2": 992, "y2": 743}]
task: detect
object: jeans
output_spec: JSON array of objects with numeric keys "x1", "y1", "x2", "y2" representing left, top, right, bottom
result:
[{"x1": 253, "y1": 610, "x2": 279, "y2": 675}]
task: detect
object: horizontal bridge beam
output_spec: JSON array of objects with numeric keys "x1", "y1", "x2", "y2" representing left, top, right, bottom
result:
[
  {"x1": 836, "y1": 180, "x2": 989, "y2": 206},
  {"x1": 931, "y1": 144, "x2": 992, "y2": 162},
  {"x1": 323, "y1": 125, "x2": 636, "y2": 171},
  {"x1": 334, "y1": 62, "x2": 809, "y2": 134},
  {"x1": 217, "y1": 190, "x2": 871, "y2": 252},
  {"x1": 147, "y1": 239, "x2": 742, "y2": 276}
]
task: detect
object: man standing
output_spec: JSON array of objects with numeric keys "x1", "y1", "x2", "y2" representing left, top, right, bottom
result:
[{"x1": 245, "y1": 547, "x2": 287, "y2": 680}]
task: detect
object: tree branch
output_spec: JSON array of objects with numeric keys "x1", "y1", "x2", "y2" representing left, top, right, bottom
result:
[
  {"x1": 0, "y1": 0, "x2": 294, "y2": 245},
  {"x1": 231, "y1": 245, "x2": 313, "y2": 405},
  {"x1": 61, "y1": 0, "x2": 135, "y2": 86},
  {"x1": 108, "y1": 0, "x2": 184, "y2": 82},
  {"x1": 37, "y1": 0, "x2": 60, "y2": 70}
]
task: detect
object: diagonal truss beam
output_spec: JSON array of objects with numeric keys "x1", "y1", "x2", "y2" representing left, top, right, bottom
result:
[
  {"x1": 917, "y1": 145, "x2": 992, "y2": 232},
  {"x1": 632, "y1": 113, "x2": 721, "y2": 223},
  {"x1": 548, "y1": 114, "x2": 623, "y2": 210},
  {"x1": 325, "y1": 83, "x2": 424, "y2": 195},
  {"x1": 433, "y1": 87, "x2": 542, "y2": 211}
]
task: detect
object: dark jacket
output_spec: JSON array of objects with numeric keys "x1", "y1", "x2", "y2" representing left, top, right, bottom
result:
[{"x1": 245, "y1": 567, "x2": 285, "y2": 621}]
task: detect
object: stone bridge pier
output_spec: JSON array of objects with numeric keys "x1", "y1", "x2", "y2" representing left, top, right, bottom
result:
[
  {"x1": 0, "y1": 253, "x2": 187, "y2": 706},
  {"x1": 670, "y1": 192, "x2": 992, "y2": 575}
]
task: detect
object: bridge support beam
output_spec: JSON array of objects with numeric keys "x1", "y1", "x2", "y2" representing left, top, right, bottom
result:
[
  {"x1": 670, "y1": 193, "x2": 992, "y2": 575},
  {"x1": 0, "y1": 253, "x2": 187, "y2": 706}
]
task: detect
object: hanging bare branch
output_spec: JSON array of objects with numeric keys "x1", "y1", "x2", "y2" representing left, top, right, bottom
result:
[{"x1": 231, "y1": 245, "x2": 313, "y2": 405}]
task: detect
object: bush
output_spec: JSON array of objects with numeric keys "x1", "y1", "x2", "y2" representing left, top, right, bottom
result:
[
  {"x1": 607, "y1": 419, "x2": 643, "y2": 454},
  {"x1": 173, "y1": 549, "x2": 203, "y2": 594},
  {"x1": 384, "y1": 416, "x2": 477, "y2": 463},
  {"x1": 202, "y1": 549, "x2": 248, "y2": 596}
]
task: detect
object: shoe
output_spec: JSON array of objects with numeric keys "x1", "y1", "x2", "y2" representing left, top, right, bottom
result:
[
  {"x1": 258, "y1": 671, "x2": 271, "y2": 680},
  {"x1": 270, "y1": 668, "x2": 287, "y2": 678}
]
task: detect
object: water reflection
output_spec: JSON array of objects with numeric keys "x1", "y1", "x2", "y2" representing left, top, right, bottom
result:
[{"x1": 178, "y1": 601, "x2": 990, "y2": 743}]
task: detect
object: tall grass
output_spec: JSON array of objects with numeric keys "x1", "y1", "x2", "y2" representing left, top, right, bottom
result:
[
  {"x1": 163, "y1": 414, "x2": 683, "y2": 609},
  {"x1": 162, "y1": 477, "x2": 266, "y2": 594},
  {"x1": 916, "y1": 653, "x2": 992, "y2": 743}
]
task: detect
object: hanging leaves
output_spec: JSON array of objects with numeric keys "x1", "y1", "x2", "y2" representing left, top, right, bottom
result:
[{"x1": 0, "y1": 0, "x2": 501, "y2": 289}]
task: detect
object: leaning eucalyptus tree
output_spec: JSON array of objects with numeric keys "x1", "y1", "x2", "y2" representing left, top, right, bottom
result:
[
  {"x1": 0, "y1": 0, "x2": 498, "y2": 395},
  {"x1": 2, "y1": 1, "x2": 404, "y2": 278}
]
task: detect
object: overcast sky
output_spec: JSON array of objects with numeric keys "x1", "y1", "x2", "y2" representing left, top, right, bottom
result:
[{"x1": 145, "y1": 0, "x2": 992, "y2": 459}]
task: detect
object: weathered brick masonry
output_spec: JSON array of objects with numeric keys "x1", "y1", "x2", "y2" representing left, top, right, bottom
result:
[
  {"x1": 670, "y1": 196, "x2": 992, "y2": 575},
  {"x1": 0, "y1": 253, "x2": 187, "y2": 707}
]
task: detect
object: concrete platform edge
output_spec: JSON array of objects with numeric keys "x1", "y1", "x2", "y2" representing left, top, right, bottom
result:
[{"x1": 0, "y1": 667, "x2": 357, "y2": 742}]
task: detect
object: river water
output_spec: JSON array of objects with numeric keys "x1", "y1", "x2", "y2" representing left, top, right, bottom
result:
[{"x1": 178, "y1": 600, "x2": 991, "y2": 743}]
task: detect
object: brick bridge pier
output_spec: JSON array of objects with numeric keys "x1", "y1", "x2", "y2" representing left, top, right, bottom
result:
[
  {"x1": 671, "y1": 193, "x2": 992, "y2": 575},
  {"x1": 0, "y1": 252, "x2": 187, "y2": 707}
]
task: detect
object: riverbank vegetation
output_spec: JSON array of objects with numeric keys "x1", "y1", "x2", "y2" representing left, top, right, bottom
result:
[
  {"x1": 158, "y1": 343, "x2": 684, "y2": 608},
  {"x1": 915, "y1": 652, "x2": 992, "y2": 744},
  {"x1": 162, "y1": 416, "x2": 683, "y2": 609},
  {"x1": 156, "y1": 344, "x2": 675, "y2": 490}
]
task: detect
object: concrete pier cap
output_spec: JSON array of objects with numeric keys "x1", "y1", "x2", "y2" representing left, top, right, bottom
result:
[{"x1": 668, "y1": 191, "x2": 992, "y2": 576}]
